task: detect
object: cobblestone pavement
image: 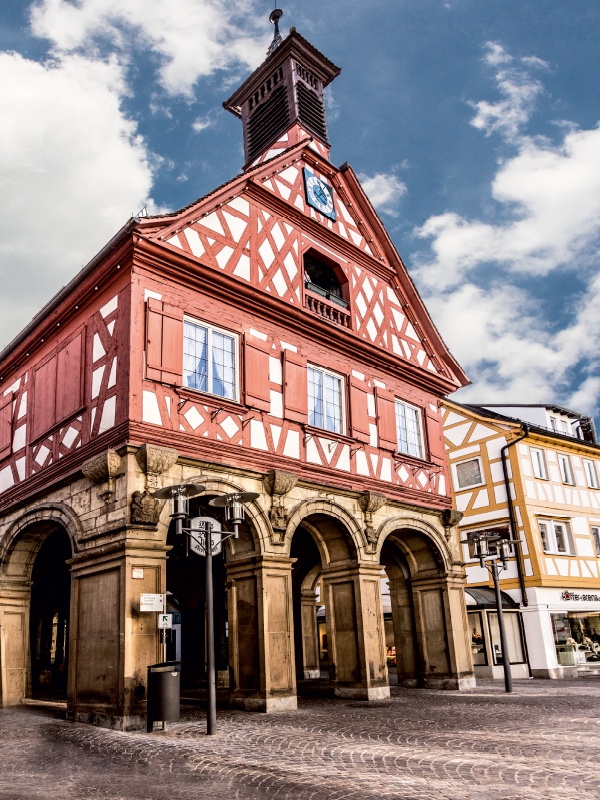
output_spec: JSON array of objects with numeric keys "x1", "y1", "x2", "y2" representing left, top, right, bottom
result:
[{"x1": 2, "y1": 680, "x2": 600, "y2": 800}]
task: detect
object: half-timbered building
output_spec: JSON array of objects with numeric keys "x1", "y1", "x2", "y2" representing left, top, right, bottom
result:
[{"x1": 0, "y1": 24, "x2": 474, "y2": 728}]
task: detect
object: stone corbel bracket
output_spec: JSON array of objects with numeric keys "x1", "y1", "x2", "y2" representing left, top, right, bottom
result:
[
  {"x1": 358, "y1": 491, "x2": 387, "y2": 553},
  {"x1": 441, "y1": 508, "x2": 464, "y2": 542},
  {"x1": 135, "y1": 443, "x2": 179, "y2": 490},
  {"x1": 81, "y1": 449, "x2": 122, "y2": 504},
  {"x1": 263, "y1": 469, "x2": 298, "y2": 544}
]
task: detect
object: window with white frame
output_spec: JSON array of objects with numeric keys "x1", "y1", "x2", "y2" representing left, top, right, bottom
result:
[
  {"x1": 395, "y1": 400, "x2": 423, "y2": 459},
  {"x1": 308, "y1": 366, "x2": 344, "y2": 434},
  {"x1": 584, "y1": 459, "x2": 599, "y2": 490},
  {"x1": 538, "y1": 519, "x2": 574, "y2": 555},
  {"x1": 591, "y1": 526, "x2": 600, "y2": 557},
  {"x1": 183, "y1": 319, "x2": 237, "y2": 400},
  {"x1": 558, "y1": 454, "x2": 575, "y2": 485},
  {"x1": 530, "y1": 448, "x2": 548, "y2": 480},
  {"x1": 454, "y1": 457, "x2": 484, "y2": 490}
]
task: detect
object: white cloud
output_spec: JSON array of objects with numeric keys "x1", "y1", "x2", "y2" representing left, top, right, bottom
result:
[
  {"x1": 414, "y1": 44, "x2": 600, "y2": 417},
  {"x1": 469, "y1": 42, "x2": 547, "y2": 142},
  {"x1": 358, "y1": 172, "x2": 407, "y2": 217},
  {"x1": 192, "y1": 115, "x2": 213, "y2": 133},
  {"x1": 31, "y1": 0, "x2": 268, "y2": 96},
  {"x1": 0, "y1": 51, "x2": 156, "y2": 348}
]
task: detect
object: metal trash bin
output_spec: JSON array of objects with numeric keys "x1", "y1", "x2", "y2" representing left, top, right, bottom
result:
[{"x1": 147, "y1": 661, "x2": 181, "y2": 732}]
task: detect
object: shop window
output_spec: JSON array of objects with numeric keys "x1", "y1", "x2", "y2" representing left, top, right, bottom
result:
[
  {"x1": 558, "y1": 454, "x2": 575, "y2": 485},
  {"x1": 592, "y1": 526, "x2": 600, "y2": 557},
  {"x1": 488, "y1": 612, "x2": 525, "y2": 665},
  {"x1": 395, "y1": 400, "x2": 423, "y2": 459},
  {"x1": 552, "y1": 612, "x2": 600, "y2": 666},
  {"x1": 530, "y1": 448, "x2": 548, "y2": 480},
  {"x1": 183, "y1": 318, "x2": 238, "y2": 400},
  {"x1": 454, "y1": 457, "x2": 484, "y2": 490},
  {"x1": 468, "y1": 612, "x2": 487, "y2": 666},
  {"x1": 584, "y1": 459, "x2": 599, "y2": 489},
  {"x1": 303, "y1": 252, "x2": 349, "y2": 309},
  {"x1": 307, "y1": 365, "x2": 344, "y2": 434},
  {"x1": 538, "y1": 519, "x2": 574, "y2": 555}
]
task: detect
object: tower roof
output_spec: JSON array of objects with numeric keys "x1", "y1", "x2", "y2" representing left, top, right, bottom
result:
[{"x1": 223, "y1": 28, "x2": 341, "y2": 167}]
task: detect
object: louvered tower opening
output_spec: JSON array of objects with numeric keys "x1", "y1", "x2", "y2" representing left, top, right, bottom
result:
[{"x1": 247, "y1": 84, "x2": 291, "y2": 164}]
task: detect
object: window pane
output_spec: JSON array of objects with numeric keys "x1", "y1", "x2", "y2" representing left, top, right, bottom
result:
[
  {"x1": 183, "y1": 321, "x2": 208, "y2": 391},
  {"x1": 211, "y1": 331, "x2": 235, "y2": 399},
  {"x1": 395, "y1": 402, "x2": 408, "y2": 454},
  {"x1": 592, "y1": 527, "x2": 600, "y2": 557},
  {"x1": 539, "y1": 522, "x2": 550, "y2": 552},
  {"x1": 456, "y1": 459, "x2": 483, "y2": 489},
  {"x1": 559, "y1": 455, "x2": 572, "y2": 484},
  {"x1": 469, "y1": 612, "x2": 487, "y2": 666},
  {"x1": 308, "y1": 367, "x2": 324, "y2": 428},
  {"x1": 554, "y1": 523, "x2": 568, "y2": 553},
  {"x1": 584, "y1": 460, "x2": 598, "y2": 489},
  {"x1": 488, "y1": 612, "x2": 524, "y2": 664},
  {"x1": 324, "y1": 373, "x2": 342, "y2": 433},
  {"x1": 406, "y1": 406, "x2": 422, "y2": 458},
  {"x1": 531, "y1": 449, "x2": 546, "y2": 479}
]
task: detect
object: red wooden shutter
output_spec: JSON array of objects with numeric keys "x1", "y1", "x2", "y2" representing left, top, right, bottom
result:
[
  {"x1": 283, "y1": 350, "x2": 308, "y2": 423},
  {"x1": 349, "y1": 377, "x2": 371, "y2": 443},
  {"x1": 243, "y1": 337, "x2": 271, "y2": 411},
  {"x1": 146, "y1": 298, "x2": 184, "y2": 385},
  {"x1": 56, "y1": 333, "x2": 83, "y2": 423},
  {"x1": 0, "y1": 393, "x2": 12, "y2": 460},
  {"x1": 32, "y1": 355, "x2": 58, "y2": 440},
  {"x1": 376, "y1": 387, "x2": 397, "y2": 451},
  {"x1": 425, "y1": 404, "x2": 445, "y2": 465}
]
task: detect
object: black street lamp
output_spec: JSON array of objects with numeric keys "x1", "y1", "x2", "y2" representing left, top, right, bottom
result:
[
  {"x1": 153, "y1": 484, "x2": 258, "y2": 735},
  {"x1": 461, "y1": 531, "x2": 521, "y2": 693}
]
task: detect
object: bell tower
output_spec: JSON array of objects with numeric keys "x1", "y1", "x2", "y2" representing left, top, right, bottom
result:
[{"x1": 223, "y1": 10, "x2": 341, "y2": 167}]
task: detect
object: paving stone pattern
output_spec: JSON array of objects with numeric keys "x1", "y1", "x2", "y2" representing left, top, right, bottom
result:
[{"x1": 2, "y1": 680, "x2": 600, "y2": 799}]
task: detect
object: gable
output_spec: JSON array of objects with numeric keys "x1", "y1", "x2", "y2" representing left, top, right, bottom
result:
[{"x1": 149, "y1": 146, "x2": 462, "y2": 384}]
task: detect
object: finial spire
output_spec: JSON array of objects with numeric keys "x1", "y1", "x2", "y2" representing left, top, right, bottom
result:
[{"x1": 267, "y1": 7, "x2": 284, "y2": 55}]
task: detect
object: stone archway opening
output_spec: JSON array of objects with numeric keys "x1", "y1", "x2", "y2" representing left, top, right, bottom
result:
[
  {"x1": 379, "y1": 526, "x2": 473, "y2": 690},
  {"x1": 165, "y1": 492, "x2": 259, "y2": 704},
  {"x1": 29, "y1": 527, "x2": 72, "y2": 699}
]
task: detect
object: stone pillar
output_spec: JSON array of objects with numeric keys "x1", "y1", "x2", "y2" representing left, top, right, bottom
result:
[
  {"x1": 227, "y1": 555, "x2": 297, "y2": 712},
  {"x1": 322, "y1": 563, "x2": 390, "y2": 700},
  {"x1": 411, "y1": 570, "x2": 475, "y2": 690},
  {"x1": 300, "y1": 589, "x2": 320, "y2": 679},
  {"x1": 0, "y1": 578, "x2": 31, "y2": 706},
  {"x1": 67, "y1": 527, "x2": 169, "y2": 730}
]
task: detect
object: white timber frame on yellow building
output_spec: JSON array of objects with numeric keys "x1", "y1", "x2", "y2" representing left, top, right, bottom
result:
[{"x1": 442, "y1": 400, "x2": 600, "y2": 680}]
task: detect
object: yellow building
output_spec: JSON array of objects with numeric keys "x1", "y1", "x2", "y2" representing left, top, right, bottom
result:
[{"x1": 442, "y1": 401, "x2": 600, "y2": 680}]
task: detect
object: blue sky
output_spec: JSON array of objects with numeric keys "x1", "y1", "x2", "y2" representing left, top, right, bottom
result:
[{"x1": 1, "y1": 0, "x2": 600, "y2": 418}]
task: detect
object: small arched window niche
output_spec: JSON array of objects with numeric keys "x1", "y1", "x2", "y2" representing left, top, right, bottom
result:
[{"x1": 303, "y1": 251, "x2": 349, "y2": 310}]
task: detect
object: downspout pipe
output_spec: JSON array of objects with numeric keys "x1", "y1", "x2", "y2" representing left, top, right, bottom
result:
[{"x1": 500, "y1": 424, "x2": 529, "y2": 607}]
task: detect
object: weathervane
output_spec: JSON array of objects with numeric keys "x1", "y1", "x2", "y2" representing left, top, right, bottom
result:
[{"x1": 267, "y1": 6, "x2": 284, "y2": 55}]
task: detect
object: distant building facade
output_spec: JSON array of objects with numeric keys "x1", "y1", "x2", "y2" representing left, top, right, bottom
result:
[
  {"x1": 0, "y1": 28, "x2": 475, "y2": 728},
  {"x1": 443, "y1": 401, "x2": 600, "y2": 679}
]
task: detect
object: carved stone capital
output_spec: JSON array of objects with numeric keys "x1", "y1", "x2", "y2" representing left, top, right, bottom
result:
[
  {"x1": 135, "y1": 444, "x2": 178, "y2": 489},
  {"x1": 263, "y1": 469, "x2": 298, "y2": 496},
  {"x1": 358, "y1": 491, "x2": 387, "y2": 515},
  {"x1": 441, "y1": 508, "x2": 464, "y2": 541},
  {"x1": 82, "y1": 449, "x2": 121, "y2": 484}
]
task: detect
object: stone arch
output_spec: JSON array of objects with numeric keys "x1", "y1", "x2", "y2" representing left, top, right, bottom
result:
[
  {"x1": 156, "y1": 475, "x2": 270, "y2": 556},
  {"x1": 374, "y1": 515, "x2": 451, "y2": 576},
  {"x1": 0, "y1": 503, "x2": 82, "y2": 581},
  {"x1": 284, "y1": 499, "x2": 362, "y2": 565}
]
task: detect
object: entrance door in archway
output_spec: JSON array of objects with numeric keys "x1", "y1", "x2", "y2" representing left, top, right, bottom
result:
[{"x1": 29, "y1": 527, "x2": 72, "y2": 699}]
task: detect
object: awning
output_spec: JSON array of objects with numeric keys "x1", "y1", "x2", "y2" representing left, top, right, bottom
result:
[{"x1": 465, "y1": 587, "x2": 519, "y2": 609}]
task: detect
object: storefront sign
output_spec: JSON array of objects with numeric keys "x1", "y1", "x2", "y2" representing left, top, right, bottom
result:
[{"x1": 561, "y1": 590, "x2": 600, "y2": 602}]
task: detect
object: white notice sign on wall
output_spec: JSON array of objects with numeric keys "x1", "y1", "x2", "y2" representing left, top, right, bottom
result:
[
  {"x1": 158, "y1": 614, "x2": 173, "y2": 629},
  {"x1": 140, "y1": 593, "x2": 164, "y2": 612}
]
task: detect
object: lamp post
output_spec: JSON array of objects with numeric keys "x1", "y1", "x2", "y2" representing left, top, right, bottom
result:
[
  {"x1": 461, "y1": 531, "x2": 520, "y2": 693},
  {"x1": 153, "y1": 484, "x2": 258, "y2": 735}
]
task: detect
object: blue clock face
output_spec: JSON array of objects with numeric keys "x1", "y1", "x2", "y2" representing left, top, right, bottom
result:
[{"x1": 303, "y1": 169, "x2": 336, "y2": 221}]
